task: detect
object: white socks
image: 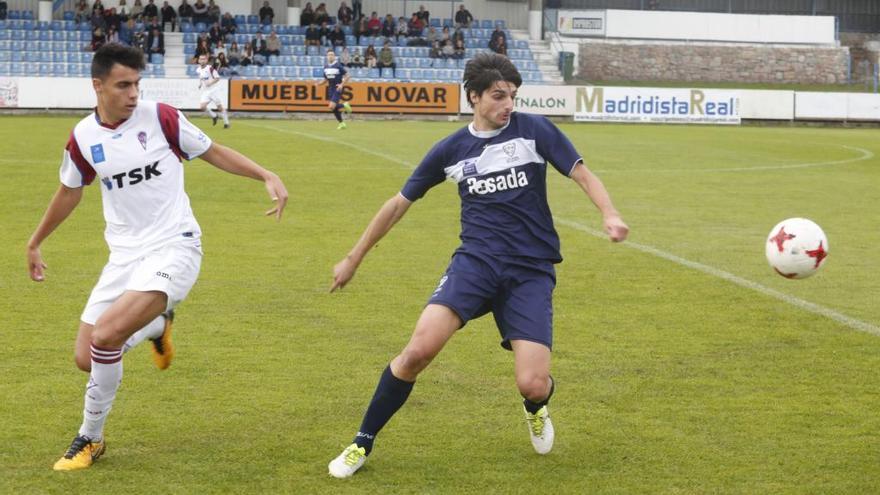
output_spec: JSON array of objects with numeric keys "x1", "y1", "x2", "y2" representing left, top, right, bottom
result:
[
  {"x1": 122, "y1": 315, "x2": 165, "y2": 353},
  {"x1": 78, "y1": 344, "x2": 123, "y2": 441},
  {"x1": 221, "y1": 110, "x2": 229, "y2": 125},
  {"x1": 206, "y1": 108, "x2": 217, "y2": 118}
]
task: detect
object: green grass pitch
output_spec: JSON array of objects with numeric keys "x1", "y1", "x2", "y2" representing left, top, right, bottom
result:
[{"x1": 1, "y1": 114, "x2": 878, "y2": 493}]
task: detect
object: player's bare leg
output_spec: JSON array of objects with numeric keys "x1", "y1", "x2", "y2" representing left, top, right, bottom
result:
[
  {"x1": 55, "y1": 290, "x2": 167, "y2": 471},
  {"x1": 511, "y1": 339, "x2": 555, "y2": 454},
  {"x1": 74, "y1": 313, "x2": 172, "y2": 372},
  {"x1": 329, "y1": 100, "x2": 347, "y2": 129},
  {"x1": 329, "y1": 304, "x2": 461, "y2": 478}
]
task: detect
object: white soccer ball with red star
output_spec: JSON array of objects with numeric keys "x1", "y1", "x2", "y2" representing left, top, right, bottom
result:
[{"x1": 765, "y1": 218, "x2": 829, "y2": 279}]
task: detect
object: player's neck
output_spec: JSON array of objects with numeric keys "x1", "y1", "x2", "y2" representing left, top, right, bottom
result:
[
  {"x1": 471, "y1": 115, "x2": 502, "y2": 132},
  {"x1": 96, "y1": 105, "x2": 127, "y2": 128}
]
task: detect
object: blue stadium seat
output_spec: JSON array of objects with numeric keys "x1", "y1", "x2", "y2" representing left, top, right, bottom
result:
[
  {"x1": 429, "y1": 19, "x2": 440, "y2": 28},
  {"x1": 181, "y1": 23, "x2": 194, "y2": 33},
  {"x1": 150, "y1": 53, "x2": 164, "y2": 64},
  {"x1": 495, "y1": 20, "x2": 506, "y2": 29},
  {"x1": 10, "y1": 51, "x2": 23, "y2": 62},
  {"x1": 443, "y1": 18, "x2": 453, "y2": 28},
  {"x1": 154, "y1": 65, "x2": 165, "y2": 77},
  {"x1": 9, "y1": 30, "x2": 24, "y2": 41},
  {"x1": 50, "y1": 21, "x2": 63, "y2": 31},
  {"x1": 183, "y1": 33, "x2": 196, "y2": 43},
  {"x1": 409, "y1": 69, "x2": 423, "y2": 80},
  {"x1": 81, "y1": 52, "x2": 93, "y2": 63},
  {"x1": 186, "y1": 64, "x2": 198, "y2": 77},
  {"x1": 0, "y1": 52, "x2": 9, "y2": 63},
  {"x1": 0, "y1": 65, "x2": 10, "y2": 76},
  {"x1": 309, "y1": 55, "x2": 321, "y2": 65},
  {"x1": 311, "y1": 67, "x2": 323, "y2": 77},
  {"x1": 234, "y1": 15, "x2": 246, "y2": 25},
  {"x1": 282, "y1": 55, "x2": 295, "y2": 66},
  {"x1": 22, "y1": 19, "x2": 34, "y2": 30},
  {"x1": 63, "y1": 20, "x2": 76, "y2": 30},
  {"x1": 292, "y1": 44, "x2": 304, "y2": 55},
  {"x1": 37, "y1": 63, "x2": 51, "y2": 76},
  {"x1": 267, "y1": 55, "x2": 279, "y2": 66},
  {"x1": 269, "y1": 66, "x2": 284, "y2": 78},
  {"x1": 51, "y1": 31, "x2": 65, "y2": 41},
  {"x1": 8, "y1": 10, "x2": 21, "y2": 19},
  {"x1": 63, "y1": 11, "x2": 75, "y2": 21},
  {"x1": 23, "y1": 10, "x2": 34, "y2": 20},
  {"x1": 247, "y1": 15, "x2": 258, "y2": 25},
  {"x1": 24, "y1": 52, "x2": 38, "y2": 62},
  {"x1": 52, "y1": 64, "x2": 66, "y2": 76},
  {"x1": 0, "y1": 31, "x2": 8, "y2": 41},
  {"x1": 10, "y1": 63, "x2": 25, "y2": 76},
  {"x1": 235, "y1": 34, "x2": 247, "y2": 44},
  {"x1": 480, "y1": 20, "x2": 492, "y2": 29},
  {"x1": 241, "y1": 65, "x2": 257, "y2": 78},
  {"x1": 244, "y1": 24, "x2": 258, "y2": 34},
  {"x1": 52, "y1": 52, "x2": 65, "y2": 63},
  {"x1": 297, "y1": 67, "x2": 312, "y2": 78}
]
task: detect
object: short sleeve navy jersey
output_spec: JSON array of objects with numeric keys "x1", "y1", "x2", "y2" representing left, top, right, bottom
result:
[
  {"x1": 400, "y1": 112, "x2": 582, "y2": 263},
  {"x1": 323, "y1": 61, "x2": 347, "y2": 86}
]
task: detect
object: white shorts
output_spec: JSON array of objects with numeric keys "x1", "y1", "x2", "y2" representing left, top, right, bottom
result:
[
  {"x1": 200, "y1": 89, "x2": 223, "y2": 106},
  {"x1": 81, "y1": 239, "x2": 203, "y2": 325}
]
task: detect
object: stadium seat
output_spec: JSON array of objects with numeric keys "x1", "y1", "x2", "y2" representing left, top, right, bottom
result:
[
  {"x1": 150, "y1": 53, "x2": 164, "y2": 64},
  {"x1": 81, "y1": 52, "x2": 93, "y2": 63},
  {"x1": 181, "y1": 23, "x2": 194, "y2": 33},
  {"x1": 195, "y1": 22, "x2": 207, "y2": 32},
  {"x1": 0, "y1": 65, "x2": 10, "y2": 76},
  {"x1": 297, "y1": 67, "x2": 312, "y2": 78},
  {"x1": 8, "y1": 10, "x2": 21, "y2": 19},
  {"x1": 430, "y1": 19, "x2": 440, "y2": 28},
  {"x1": 311, "y1": 67, "x2": 323, "y2": 78},
  {"x1": 52, "y1": 52, "x2": 65, "y2": 63},
  {"x1": 242, "y1": 65, "x2": 257, "y2": 78},
  {"x1": 63, "y1": 11, "x2": 75, "y2": 21},
  {"x1": 283, "y1": 66, "x2": 297, "y2": 78},
  {"x1": 10, "y1": 63, "x2": 25, "y2": 76},
  {"x1": 247, "y1": 15, "x2": 258, "y2": 25},
  {"x1": 443, "y1": 18, "x2": 453, "y2": 28},
  {"x1": 22, "y1": 19, "x2": 34, "y2": 30},
  {"x1": 186, "y1": 65, "x2": 197, "y2": 77},
  {"x1": 0, "y1": 52, "x2": 9, "y2": 63},
  {"x1": 23, "y1": 10, "x2": 34, "y2": 20},
  {"x1": 183, "y1": 33, "x2": 196, "y2": 43},
  {"x1": 52, "y1": 64, "x2": 66, "y2": 76}
]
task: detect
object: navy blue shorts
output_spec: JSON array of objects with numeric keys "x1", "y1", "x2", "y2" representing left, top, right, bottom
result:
[
  {"x1": 428, "y1": 252, "x2": 556, "y2": 350},
  {"x1": 327, "y1": 87, "x2": 342, "y2": 103}
]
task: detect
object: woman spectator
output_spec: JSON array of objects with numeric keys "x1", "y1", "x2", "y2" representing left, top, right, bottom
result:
[
  {"x1": 453, "y1": 38, "x2": 465, "y2": 59},
  {"x1": 192, "y1": 37, "x2": 210, "y2": 63},
  {"x1": 429, "y1": 40, "x2": 441, "y2": 59},
  {"x1": 240, "y1": 42, "x2": 254, "y2": 65},
  {"x1": 215, "y1": 52, "x2": 232, "y2": 75},
  {"x1": 382, "y1": 14, "x2": 395, "y2": 38},
  {"x1": 91, "y1": 26, "x2": 106, "y2": 51},
  {"x1": 407, "y1": 13, "x2": 423, "y2": 37},
  {"x1": 337, "y1": 1, "x2": 352, "y2": 26},
  {"x1": 106, "y1": 24, "x2": 120, "y2": 43},
  {"x1": 212, "y1": 39, "x2": 226, "y2": 58},
  {"x1": 93, "y1": 0, "x2": 106, "y2": 16},
  {"x1": 75, "y1": 0, "x2": 90, "y2": 23},
  {"x1": 208, "y1": 21, "x2": 223, "y2": 46},
  {"x1": 130, "y1": 0, "x2": 144, "y2": 21},
  {"x1": 314, "y1": 3, "x2": 329, "y2": 25},
  {"x1": 441, "y1": 39, "x2": 454, "y2": 59},
  {"x1": 364, "y1": 44, "x2": 376, "y2": 68},
  {"x1": 227, "y1": 40, "x2": 241, "y2": 65},
  {"x1": 349, "y1": 47, "x2": 364, "y2": 67},
  {"x1": 300, "y1": 2, "x2": 314, "y2": 26},
  {"x1": 340, "y1": 47, "x2": 351, "y2": 66},
  {"x1": 395, "y1": 16, "x2": 407, "y2": 40}
]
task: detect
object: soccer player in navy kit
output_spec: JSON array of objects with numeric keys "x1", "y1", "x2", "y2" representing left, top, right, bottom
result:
[
  {"x1": 327, "y1": 53, "x2": 629, "y2": 478},
  {"x1": 314, "y1": 49, "x2": 352, "y2": 130}
]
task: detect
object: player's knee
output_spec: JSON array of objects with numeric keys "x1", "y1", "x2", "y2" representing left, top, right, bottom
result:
[
  {"x1": 74, "y1": 353, "x2": 92, "y2": 372},
  {"x1": 91, "y1": 319, "x2": 127, "y2": 348},
  {"x1": 396, "y1": 347, "x2": 434, "y2": 377},
  {"x1": 517, "y1": 373, "x2": 550, "y2": 402}
]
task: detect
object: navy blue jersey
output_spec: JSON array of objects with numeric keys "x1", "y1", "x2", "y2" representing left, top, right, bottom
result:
[
  {"x1": 323, "y1": 60, "x2": 347, "y2": 87},
  {"x1": 400, "y1": 112, "x2": 581, "y2": 263}
]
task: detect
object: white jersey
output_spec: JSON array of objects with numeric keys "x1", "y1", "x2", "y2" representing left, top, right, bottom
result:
[
  {"x1": 197, "y1": 64, "x2": 221, "y2": 95},
  {"x1": 59, "y1": 100, "x2": 213, "y2": 264}
]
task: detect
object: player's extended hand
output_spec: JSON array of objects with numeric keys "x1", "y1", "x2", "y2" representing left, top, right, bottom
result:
[
  {"x1": 27, "y1": 246, "x2": 47, "y2": 282},
  {"x1": 330, "y1": 255, "x2": 358, "y2": 292},
  {"x1": 604, "y1": 214, "x2": 629, "y2": 242},
  {"x1": 335, "y1": 83, "x2": 344, "y2": 91},
  {"x1": 263, "y1": 172, "x2": 289, "y2": 221}
]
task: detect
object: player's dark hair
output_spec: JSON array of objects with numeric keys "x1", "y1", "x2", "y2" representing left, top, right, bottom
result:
[
  {"x1": 91, "y1": 43, "x2": 146, "y2": 80},
  {"x1": 462, "y1": 52, "x2": 522, "y2": 107}
]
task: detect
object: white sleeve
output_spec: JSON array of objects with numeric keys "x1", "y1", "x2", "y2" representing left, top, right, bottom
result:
[
  {"x1": 178, "y1": 111, "x2": 213, "y2": 160},
  {"x1": 59, "y1": 150, "x2": 85, "y2": 188}
]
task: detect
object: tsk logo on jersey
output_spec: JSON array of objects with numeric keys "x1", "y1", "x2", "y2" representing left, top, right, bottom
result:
[
  {"x1": 466, "y1": 167, "x2": 529, "y2": 195},
  {"x1": 101, "y1": 161, "x2": 162, "y2": 190}
]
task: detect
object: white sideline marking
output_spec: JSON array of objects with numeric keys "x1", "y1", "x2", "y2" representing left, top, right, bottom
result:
[{"x1": 247, "y1": 121, "x2": 880, "y2": 337}]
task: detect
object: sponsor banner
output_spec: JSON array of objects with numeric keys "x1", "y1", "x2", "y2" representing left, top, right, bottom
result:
[
  {"x1": 140, "y1": 78, "x2": 229, "y2": 110},
  {"x1": 0, "y1": 77, "x2": 19, "y2": 107},
  {"x1": 459, "y1": 85, "x2": 577, "y2": 116},
  {"x1": 574, "y1": 86, "x2": 740, "y2": 124},
  {"x1": 229, "y1": 80, "x2": 460, "y2": 114},
  {"x1": 557, "y1": 10, "x2": 606, "y2": 37}
]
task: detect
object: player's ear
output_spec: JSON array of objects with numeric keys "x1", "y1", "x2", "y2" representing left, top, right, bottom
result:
[{"x1": 92, "y1": 77, "x2": 103, "y2": 94}]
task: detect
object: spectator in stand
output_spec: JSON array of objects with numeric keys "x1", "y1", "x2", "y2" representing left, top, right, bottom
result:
[
  {"x1": 160, "y1": 1, "x2": 176, "y2": 31},
  {"x1": 453, "y1": 38, "x2": 464, "y2": 59},
  {"x1": 240, "y1": 42, "x2": 254, "y2": 65},
  {"x1": 440, "y1": 26, "x2": 450, "y2": 43},
  {"x1": 215, "y1": 51, "x2": 232, "y2": 75},
  {"x1": 407, "y1": 12, "x2": 423, "y2": 37},
  {"x1": 382, "y1": 14, "x2": 395, "y2": 39},
  {"x1": 207, "y1": 0, "x2": 220, "y2": 22},
  {"x1": 251, "y1": 31, "x2": 268, "y2": 57},
  {"x1": 143, "y1": 0, "x2": 158, "y2": 21},
  {"x1": 119, "y1": 18, "x2": 135, "y2": 44},
  {"x1": 220, "y1": 11, "x2": 236, "y2": 36},
  {"x1": 130, "y1": 0, "x2": 143, "y2": 20},
  {"x1": 192, "y1": 37, "x2": 209, "y2": 62},
  {"x1": 147, "y1": 16, "x2": 161, "y2": 34},
  {"x1": 192, "y1": 0, "x2": 208, "y2": 25},
  {"x1": 212, "y1": 38, "x2": 226, "y2": 57},
  {"x1": 300, "y1": 2, "x2": 314, "y2": 26},
  {"x1": 364, "y1": 43, "x2": 376, "y2": 68},
  {"x1": 227, "y1": 40, "x2": 241, "y2": 65},
  {"x1": 328, "y1": 24, "x2": 345, "y2": 49},
  {"x1": 349, "y1": 47, "x2": 364, "y2": 67},
  {"x1": 340, "y1": 46, "x2": 351, "y2": 66},
  {"x1": 132, "y1": 29, "x2": 145, "y2": 50},
  {"x1": 353, "y1": 15, "x2": 367, "y2": 45},
  {"x1": 377, "y1": 40, "x2": 395, "y2": 77},
  {"x1": 351, "y1": 0, "x2": 361, "y2": 21},
  {"x1": 426, "y1": 26, "x2": 439, "y2": 45},
  {"x1": 116, "y1": 0, "x2": 129, "y2": 21},
  {"x1": 0, "y1": 1, "x2": 6, "y2": 20},
  {"x1": 147, "y1": 26, "x2": 164, "y2": 55},
  {"x1": 490, "y1": 35, "x2": 506, "y2": 55},
  {"x1": 106, "y1": 24, "x2": 120, "y2": 43},
  {"x1": 91, "y1": 10, "x2": 107, "y2": 31},
  {"x1": 259, "y1": 1, "x2": 273, "y2": 25},
  {"x1": 105, "y1": 8, "x2": 121, "y2": 31},
  {"x1": 91, "y1": 26, "x2": 106, "y2": 51},
  {"x1": 305, "y1": 23, "x2": 321, "y2": 54},
  {"x1": 441, "y1": 39, "x2": 454, "y2": 59},
  {"x1": 74, "y1": 0, "x2": 90, "y2": 23},
  {"x1": 319, "y1": 20, "x2": 330, "y2": 45},
  {"x1": 266, "y1": 30, "x2": 281, "y2": 56},
  {"x1": 395, "y1": 15, "x2": 407, "y2": 40},
  {"x1": 429, "y1": 40, "x2": 441, "y2": 59},
  {"x1": 415, "y1": 5, "x2": 429, "y2": 25},
  {"x1": 454, "y1": 4, "x2": 473, "y2": 28},
  {"x1": 366, "y1": 11, "x2": 381, "y2": 36},
  {"x1": 337, "y1": 1, "x2": 352, "y2": 26},
  {"x1": 178, "y1": 0, "x2": 193, "y2": 25},
  {"x1": 452, "y1": 27, "x2": 464, "y2": 44},
  {"x1": 314, "y1": 3, "x2": 329, "y2": 25},
  {"x1": 208, "y1": 21, "x2": 223, "y2": 45},
  {"x1": 93, "y1": 0, "x2": 106, "y2": 16},
  {"x1": 489, "y1": 25, "x2": 506, "y2": 53}
]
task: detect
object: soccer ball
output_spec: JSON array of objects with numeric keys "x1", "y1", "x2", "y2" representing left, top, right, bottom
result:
[{"x1": 765, "y1": 218, "x2": 829, "y2": 279}]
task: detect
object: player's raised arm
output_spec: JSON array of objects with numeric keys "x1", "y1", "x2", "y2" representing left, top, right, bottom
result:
[
  {"x1": 198, "y1": 143, "x2": 289, "y2": 220},
  {"x1": 570, "y1": 162, "x2": 629, "y2": 242},
  {"x1": 27, "y1": 184, "x2": 84, "y2": 281},
  {"x1": 330, "y1": 193, "x2": 412, "y2": 292}
]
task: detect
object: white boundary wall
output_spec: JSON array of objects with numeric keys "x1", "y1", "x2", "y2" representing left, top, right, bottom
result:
[
  {"x1": 558, "y1": 9, "x2": 836, "y2": 45},
  {"x1": 1, "y1": 77, "x2": 879, "y2": 122}
]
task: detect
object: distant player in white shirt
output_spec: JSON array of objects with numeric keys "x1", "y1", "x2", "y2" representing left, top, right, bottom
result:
[
  {"x1": 27, "y1": 44, "x2": 289, "y2": 471},
  {"x1": 196, "y1": 54, "x2": 229, "y2": 128}
]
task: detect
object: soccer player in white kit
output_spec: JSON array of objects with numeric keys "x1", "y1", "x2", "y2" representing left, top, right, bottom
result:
[
  {"x1": 26, "y1": 44, "x2": 289, "y2": 471},
  {"x1": 196, "y1": 54, "x2": 229, "y2": 128}
]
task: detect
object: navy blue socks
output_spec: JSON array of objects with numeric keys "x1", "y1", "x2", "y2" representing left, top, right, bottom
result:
[
  {"x1": 523, "y1": 375, "x2": 555, "y2": 414},
  {"x1": 353, "y1": 365, "x2": 414, "y2": 455}
]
